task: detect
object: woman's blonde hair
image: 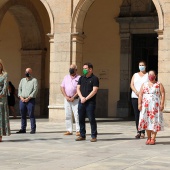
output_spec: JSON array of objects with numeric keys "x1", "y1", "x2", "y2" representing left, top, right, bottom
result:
[{"x1": 0, "y1": 59, "x2": 6, "y2": 74}]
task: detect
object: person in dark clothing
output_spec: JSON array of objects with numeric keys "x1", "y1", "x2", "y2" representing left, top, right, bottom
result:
[
  {"x1": 76, "y1": 62, "x2": 99, "y2": 142},
  {"x1": 8, "y1": 81, "x2": 17, "y2": 118}
]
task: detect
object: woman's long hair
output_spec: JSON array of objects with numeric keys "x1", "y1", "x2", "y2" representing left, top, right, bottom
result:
[{"x1": 0, "y1": 59, "x2": 6, "y2": 74}]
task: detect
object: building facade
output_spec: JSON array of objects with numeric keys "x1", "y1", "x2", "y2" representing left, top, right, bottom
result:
[{"x1": 0, "y1": 0, "x2": 170, "y2": 122}]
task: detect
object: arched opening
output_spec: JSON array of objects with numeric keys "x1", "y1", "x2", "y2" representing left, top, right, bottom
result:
[
  {"x1": 0, "y1": 0, "x2": 52, "y2": 117},
  {"x1": 71, "y1": 0, "x2": 163, "y2": 118}
]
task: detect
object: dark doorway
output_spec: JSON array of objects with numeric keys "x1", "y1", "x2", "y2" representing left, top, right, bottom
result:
[
  {"x1": 131, "y1": 34, "x2": 158, "y2": 75},
  {"x1": 130, "y1": 34, "x2": 158, "y2": 117}
]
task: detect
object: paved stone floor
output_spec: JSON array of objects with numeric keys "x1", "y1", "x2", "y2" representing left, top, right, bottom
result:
[{"x1": 1, "y1": 118, "x2": 170, "y2": 170}]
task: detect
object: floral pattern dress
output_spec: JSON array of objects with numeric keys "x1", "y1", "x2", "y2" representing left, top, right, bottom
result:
[
  {"x1": 0, "y1": 72, "x2": 10, "y2": 136},
  {"x1": 138, "y1": 82, "x2": 164, "y2": 132}
]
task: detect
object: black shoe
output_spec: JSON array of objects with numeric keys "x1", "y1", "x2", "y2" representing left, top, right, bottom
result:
[
  {"x1": 16, "y1": 129, "x2": 26, "y2": 133},
  {"x1": 30, "y1": 130, "x2": 36, "y2": 134}
]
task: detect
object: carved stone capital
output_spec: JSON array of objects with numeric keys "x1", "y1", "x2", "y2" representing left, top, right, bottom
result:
[
  {"x1": 46, "y1": 33, "x2": 54, "y2": 43},
  {"x1": 71, "y1": 32, "x2": 86, "y2": 44},
  {"x1": 154, "y1": 29, "x2": 163, "y2": 40}
]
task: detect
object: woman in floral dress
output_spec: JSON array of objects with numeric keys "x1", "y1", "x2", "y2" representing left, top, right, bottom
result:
[
  {"x1": 0, "y1": 59, "x2": 10, "y2": 142},
  {"x1": 138, "y1": 70, "x2": 165, "y2": 145}
]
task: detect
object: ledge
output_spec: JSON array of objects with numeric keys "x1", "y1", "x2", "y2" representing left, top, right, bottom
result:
[{"x1": 48, "y1": 105, "x2": 64, "y2": 109}]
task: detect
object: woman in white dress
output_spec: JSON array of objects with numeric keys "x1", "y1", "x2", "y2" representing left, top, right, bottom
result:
[
  {"x1": 138, "y1": 70, "x2": 165, "y2": 145},
  {"x1": 130, "y1": 61, "x2": 148, "y2": 138}
]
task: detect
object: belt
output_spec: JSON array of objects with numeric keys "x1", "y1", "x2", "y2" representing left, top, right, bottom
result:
[{"x1": 68, "y1": 96, "x2": 79, "y2": 99}]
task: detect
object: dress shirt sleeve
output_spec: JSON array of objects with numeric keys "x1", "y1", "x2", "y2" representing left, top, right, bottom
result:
[{"x1": 29, "y1": 78, "x2": 38, "y2": 98}]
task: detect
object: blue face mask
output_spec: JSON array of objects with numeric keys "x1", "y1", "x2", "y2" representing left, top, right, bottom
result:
[{"x1": 139, "y1": 66, "x2": 146, "y2": 72}]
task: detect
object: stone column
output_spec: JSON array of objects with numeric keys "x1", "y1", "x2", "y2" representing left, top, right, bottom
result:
[
  {"x1": 20, "y1": 49, "x2": 46, "y2": 117},
  {"x1": 48, "y1": 0, "x2": 74, "y2": 122},
  {"x1": 117, "y1": 33, "x2": 131, "y2": 117},
  {"x1": 156, "y1": 27, "x2": 170, "y2": 126},
  {"x1": 71, "y1": 32, "x2": 85, "y2": 73}
]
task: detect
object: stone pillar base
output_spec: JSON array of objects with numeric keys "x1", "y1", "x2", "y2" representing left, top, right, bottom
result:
[
  {"x1": 163, "y1": 112, "x2": 170, "y2": 127},
  {"x1": 48, "y1": 105, "x2": 65, "y2": 122},
  {"x1": 117, "y1": 100, "x2": 131, "y2": 117}
]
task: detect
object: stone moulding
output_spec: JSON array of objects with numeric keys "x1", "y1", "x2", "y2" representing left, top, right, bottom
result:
[{"x1": 48, "y1": 105, "x2": 64, "y2": 109}]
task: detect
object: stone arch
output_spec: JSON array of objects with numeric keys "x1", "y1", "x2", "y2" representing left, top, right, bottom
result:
[
  {"x1": 152, "y1": 0, "x2": 164, "y2": 31},
  {"x1": 0, "y1": 0, "x2": 53, "y2": 117},
  {"x1": 71, "y1": 0, "x2": 95, "y2": 33},
  {"x1": 71, "y1": 0, "x2": 164, "y2": 34},
  {"x1": 0, "y1": 0, "x2": 48, "y2": 50},
  {"x1": 40, "y1": 0, "x2": 54, "y2": 34},
  {"x1": 71, "y1": 0, "x2": 164, "y2": 118}
]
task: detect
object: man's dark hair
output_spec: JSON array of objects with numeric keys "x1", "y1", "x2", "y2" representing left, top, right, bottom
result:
[{"x1": 83, "y1": 62, "x2": 93, "y2": 69}]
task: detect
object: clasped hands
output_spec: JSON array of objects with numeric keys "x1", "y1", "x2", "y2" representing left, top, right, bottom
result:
[
  {"x1": 20, "y1": 97, "x2": 30, "y2": 103},
  {"x1": 66, "y1": 96, "x2": 74, "y2": 102},
  {"x1": 66, "y1": 96, "x2": 86, "y2": 103}
]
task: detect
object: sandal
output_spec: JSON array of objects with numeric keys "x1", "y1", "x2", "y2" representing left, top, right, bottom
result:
[
  {"x1": 145, "y1": 138, "x2": 151, "y2": 145},
  {"x1": 149, "y1": 139, "x2": 156, "y2": 145},
  {"x1": 135, "y1": 133, "x2": 141, "y2": 139},
  {"x1": 140, "y1": 133, "x2": 145, "y2": 139}
]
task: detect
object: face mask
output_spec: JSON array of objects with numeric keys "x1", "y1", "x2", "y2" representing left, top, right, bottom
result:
[
  {"x1": 148, "y1": 75, "x2": 155, "y2": 81},
  {"x1": 25, "y1": 72, "x2": 30, "y2": 77},
  {"x1": 139, "y1": 66, "x2": 146, "y2": 72},
  {"x1": 69, "y1": 68, "x2": 75, "y2": 75},
  {"x1": 83, "y1": 69, "x2": 88, "y2": 76}
]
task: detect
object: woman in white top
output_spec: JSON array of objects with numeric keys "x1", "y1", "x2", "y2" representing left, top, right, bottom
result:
[{"x1": 130, "y1": 61, "x2": 148, "y2": 139}]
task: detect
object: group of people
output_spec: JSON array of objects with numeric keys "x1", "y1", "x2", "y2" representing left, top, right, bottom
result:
[
  {"x1": 0, "y1": 58, "x2": 165, "y2": 145},
  {"x1": 131, "y1": 60, "x2": 165, "y2": 145},
  {"x1": 0, "y1": 59, "x2": 38, "y2": 142},
  {"x1": 62, "y1": 61, "x2": 165, "y2": 144},
  {"x1": 61, "y1": 63, "x2": 99, "y2": 142}
]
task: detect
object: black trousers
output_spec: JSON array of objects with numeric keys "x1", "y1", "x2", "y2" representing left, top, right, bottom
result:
[{"x1": 131, "y1": 98, "x2": 145, "y2": 134}]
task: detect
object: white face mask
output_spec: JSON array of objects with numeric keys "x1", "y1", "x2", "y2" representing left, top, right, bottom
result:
[{"x1": 139, "y1": 66, "x2": 146, "y2": 71}]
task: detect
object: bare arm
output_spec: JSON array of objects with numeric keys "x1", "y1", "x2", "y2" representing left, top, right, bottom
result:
[
  {"x1": 60, "y1": 86, "x2": 71, "y2": 102},
  {"x1": 130, "y1": 74, "x2": 139, "y2": 97},
  {"x1": 160, "y1": 83, "x2": 165, "y2": 111},
  {"x1": 138, "y1": 84, "x2": 144, "y2": 111},
  {"x1": 85, "y1": 86, "x2": 98, "y2": 101},
  {"x1": 77, "y1": 84, "x2": 84, "y2": 102}
]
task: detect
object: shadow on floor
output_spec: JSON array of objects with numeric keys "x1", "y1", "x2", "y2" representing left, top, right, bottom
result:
[
  {"x1": 4, "y1": 138, "x2": 62, "y2": 142},
  {"x1": 98, "y1": 133, "x2": 122, "y2": 135},
  {"x1": 98, "y1": 137, "x2": 138, "y2": 141},
  {"x1": 156, "y1": 141, "x2": 170, "y2": 145},
  {"x1": 156, "y1": 136, "x2": 170, "y2": 138}
]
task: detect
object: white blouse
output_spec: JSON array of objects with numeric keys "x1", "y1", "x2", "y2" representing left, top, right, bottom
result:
[{"x1": 131, "y1": 72, "x2": 149, "y2": 98}]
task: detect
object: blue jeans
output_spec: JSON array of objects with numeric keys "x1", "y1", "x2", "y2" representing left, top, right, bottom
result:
[
  {"x1": 78, "y1": 102, "x2": 97, "y2": 138},
  {"x1": 19, "y1": 98, "x2": 36, "y2": 131}
]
